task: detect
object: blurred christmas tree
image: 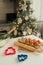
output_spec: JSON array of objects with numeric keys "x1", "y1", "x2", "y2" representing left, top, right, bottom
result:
[{"x1": 13, "y1": 0, "x2": 38, "y2": 37}]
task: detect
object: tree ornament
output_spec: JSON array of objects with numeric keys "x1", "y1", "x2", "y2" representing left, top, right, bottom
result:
[
  {"x1": 23, "y1": 0, "x2": 28, "y2": 3},
  {"x1": 19, "y1": 2, "x2": 21, "y2": 5},
  {"x1": 24, "y1": 16, "x2": 29, "y2": 21},
  {"x1": 17, "y1": 18, "x2": 22, "y2": 24},
  {"x1": 30, "y1": 4, "x2": 33, "y2": 8},
  {"x1": 14, "y1": 30, "x2": 18, "y2": 36},
  {"x1": 31, "y1": 16, "x2": 35, "y2": 19},
  {"x1": 37, "y1": 32, "x2": 41, "y2": 37},
  {"x1": 23, "y1": 31, "x2": 27, "y2": 35},
  {"x1": 27, "y1": 27, "x2": 32, "y2": 35},
  {"x1": 29, "y1": 8, "x2": 33, "y2": 14},
  {"x1": 26, "y1": 0, "x2": 32, "y2": 5},
  {"x1": 19, "y1": 4, "x2": 27, "y2": 11},
  {"x1": 18, "y1": 11, "x2": 20, "y2": 14}
]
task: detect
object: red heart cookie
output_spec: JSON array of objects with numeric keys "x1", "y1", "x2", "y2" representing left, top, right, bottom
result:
[{"x1": 4, "y1": 47, "x2": 16, "y2": 56}]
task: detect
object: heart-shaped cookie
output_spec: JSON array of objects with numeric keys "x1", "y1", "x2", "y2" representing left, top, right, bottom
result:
[
  {"x1": 4, "y1": 47, "x2": 16, "y2": 56},
  {"x1": 18, "y1": 54, "x2": 28, "y2": 62}
]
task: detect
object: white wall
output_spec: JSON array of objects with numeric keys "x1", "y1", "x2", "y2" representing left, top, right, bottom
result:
[
  {"x1": 33, "y1": 0, "x2": 41, "y2": 21},
  {"x1": 40, "y1": 0, "x2": 43, "y2": 21},
  {"x1": 33, "y1": 0, "x2": 43, "y2": 21}
]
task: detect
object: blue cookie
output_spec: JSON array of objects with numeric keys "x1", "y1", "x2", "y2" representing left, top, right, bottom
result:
[{"x1": 17, "y1": 54, "x2": 28, "y2": 62}]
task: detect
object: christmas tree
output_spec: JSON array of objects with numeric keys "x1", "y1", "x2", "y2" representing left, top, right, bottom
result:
[{"x1": 13, "y1": 0, "x2": 38, "y2": 37}]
